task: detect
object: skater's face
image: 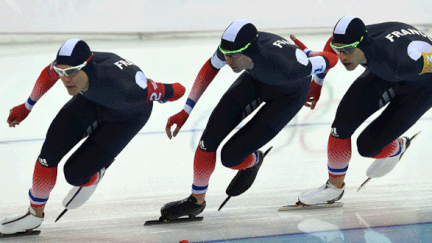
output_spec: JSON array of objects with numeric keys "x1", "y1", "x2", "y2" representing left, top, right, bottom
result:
[
  {"x1": 224, "y1": 53, "x2": 254, "y2": 73},
  {"x1": 56, "y1": 64, "x2": 89, "y2": 95},
  {"x1": 332, "y1": 43, "x2": 366, "y2": 71}
]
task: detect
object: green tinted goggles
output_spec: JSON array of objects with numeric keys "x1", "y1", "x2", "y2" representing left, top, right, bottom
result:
[{"x1": 330, "y1": 36, "x2": 364, "y2": 54}]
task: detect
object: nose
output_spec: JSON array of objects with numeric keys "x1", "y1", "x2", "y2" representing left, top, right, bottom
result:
[
  {"x1": 225, "y1": 56, "x2": 233, "y2": 65},
  {"x1": 338, "y1": 52, "x2": 347, "y2": 61},
  {"x1": 61, "y1": 76, "x2": 71, "y2": 82}
]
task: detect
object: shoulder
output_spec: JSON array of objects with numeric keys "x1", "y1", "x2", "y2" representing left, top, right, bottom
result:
[
  {"x1": 258, "y1": 32, "x2": 293, "y2": 50},
  {"x1": 92, "y1": 52, "x2": 140, "y2": 73},
  {"x1": 257, "y1": 33, "x2": 300, "y2": 65},
  {"x1": 370, "y1": 22, "x2": 431, "y2": 44},
  {"x1": 89, "y1": 52, "x2": 142, "y2": 88}
]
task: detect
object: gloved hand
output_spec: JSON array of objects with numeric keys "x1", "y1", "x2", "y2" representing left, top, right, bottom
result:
[
  {"x1": 305, "y1": 79, "x2": 322, "y2": 110},
  {"x1": 166, "y1": 83, "x2": 186, "y2": 102},
  {"x1": 166, "y1": 109, "x2": 189, "y2": 139},
  {"x1": 7, "y1": 103, "x2": 31, "y2": 127},
  {"x1": 290, "y1": 34, "x2": 313, "y2": 55},
  {"x1": 145, "y1": 79, "x2": 186, "y2": 103}
]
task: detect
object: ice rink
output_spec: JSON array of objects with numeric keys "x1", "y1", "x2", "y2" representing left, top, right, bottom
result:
[{"x1": 1, "y1": 30, "x2": 432, "y2": 242}]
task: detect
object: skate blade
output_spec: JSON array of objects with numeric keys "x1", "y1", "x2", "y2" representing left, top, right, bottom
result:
[
  {"x1": 218, "y1": 196, "x2": 231, "y2": 211},
  {"x1": 144, "y1": 216, "x2": 203, "y2": 226},
  {"x1": 278, "y1": 202, "x2": 343, "y2": 211},
  {"x1": 410, "y1": 131, "x2": 421, "y2": 141},
  {"x1": 357, "y1": 177, "x2": 372, "y2": 192},
  {"x1": 0, "y1": 229, "x2": 41, "y2": 238}
]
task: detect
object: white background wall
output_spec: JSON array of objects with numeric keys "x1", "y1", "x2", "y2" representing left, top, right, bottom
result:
[{"x1": 2, "y1": 0, "x2": 432, "y2": 33}]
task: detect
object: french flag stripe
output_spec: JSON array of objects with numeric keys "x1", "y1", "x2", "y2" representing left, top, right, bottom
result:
[
  {"x1": 184, "y1": 98, "x2": 196, "y2": 114},
  {"x1": 192, "y1": 184, "x2": 208, "y2": 194},
  {"x1": 29, "y1": 190, "x2": 48, "y2": 203},
  {"x1": 192, "y1": 184, "x2": 207, "y2": 191},
  {"x1": 328, "y1": 165, "x2": 348, "y2": 175}
]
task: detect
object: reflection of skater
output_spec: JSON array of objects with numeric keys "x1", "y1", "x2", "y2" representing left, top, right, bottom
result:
[
  {"x1": 298, "y1": 218, "x2": 344, "y2": 242},
  {"x1": 297, "y1": 16, "x2": 432, "y2": 206},
  {"x1": 356, "y1": 213, "x2": 391, "y2": 243},
  {"x1": 159, "y1": 19, "x2": 337, "y2": 222},
  {"x1": 1, "y1": 39, "x2": 185, "y2": 236}
]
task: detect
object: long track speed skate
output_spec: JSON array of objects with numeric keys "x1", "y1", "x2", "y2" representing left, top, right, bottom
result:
[
  {"x1": 145, "y1": 194, "x2": 205, "y2": 226},
  {"x1": 0, "y1": 229, "x2": 41, "y2": 238},
  {"x1": 278, "y1": 201, "x2": 344, "y2": 211},
  {"x1": 218, "y1": 147, "x2": 273, "y2": 211},
  {"x1": 357, "y1": 132, "x2": 421, "y2": 192}
]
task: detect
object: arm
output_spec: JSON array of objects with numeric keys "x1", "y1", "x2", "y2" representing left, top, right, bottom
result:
[
  {"x1": 393, "y1": 41, "x2": 432, "y2": 78},
  {"x1": 290, "y1": 35, "x2": 337, "y2": 109},
  {"x1": 183, "y1": 59, "x2": 220, "y2": 114},
  {"x1": 7, "y1": 63, "x2": 59, "y2": 127},
  {"x1": 28, "y1": 62, "x2": 60, "y2": 107},
  {"x1": 166, "y1": 58, "x2": 221, "y2": 139}
]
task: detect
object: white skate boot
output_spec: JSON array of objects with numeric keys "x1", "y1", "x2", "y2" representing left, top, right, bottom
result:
[
  {"x1": 299, "y1": 180, "x2": 345, "y2": 205},
  {"x1": 0, "y1": 207, "x2": 43, "y2": 237},
  {"x1": 279, "y1": 181, "x2": 345, "y2": 210},
  {"x1": 63, "y1": 167, "x2": 106, "y2": 210},
  {"x1": 358, "y1": 132, "x2": 420, "y2": 191},
  {"x1": 56, "y1": 166, "x2": 109, "y2": 222}
]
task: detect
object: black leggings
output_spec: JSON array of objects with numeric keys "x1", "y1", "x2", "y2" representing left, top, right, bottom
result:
[
  {"x1": 39, "y1": 94, "x2": 152, "y2": 186},
  {"x1": 332, "y1": 69, "x2": 432, "y2": 157},
  {"x1": 200, "y1": 72, "x2": 310, "y2": 167}
]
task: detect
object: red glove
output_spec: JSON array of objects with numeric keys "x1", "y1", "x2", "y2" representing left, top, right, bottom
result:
[
  {"x1": 290, "y1": 34, "x2": 313, "y2": 55},
  {"x1": 305, "y1": 80, "x2": 322, "y2": 110},
  {"x1": 167, "y1": 83, "x2": 186, "y2": 102},
  {"x1": 8, "y1": 103, "x2": 31, "y2": 127},
  {"x1": 145, "y1": 80, "x2": 185, "y2": 103},
  {"x1": 166, "y1": 109, "x2": 189, "y2": 139}
]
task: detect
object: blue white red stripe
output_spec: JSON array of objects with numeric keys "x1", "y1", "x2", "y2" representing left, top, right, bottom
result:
[
  {"x1": 29, "y1": 190, "x2": 48, "y2": 206},
  {"x1": 25, "y1": 97, "x2": 36, "y2": 110},
  {"x1": 184, "y1": 98, "x2": 196, "y2": 114},
  {"x1": 192, "y1": 184, "x2": 208, "y2": 194},
  {"x1": 328, "y1": 165, "x2": 348, "y2": 177}
]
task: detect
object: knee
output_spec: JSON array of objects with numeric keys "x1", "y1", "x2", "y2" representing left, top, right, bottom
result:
[
  {"x1": 357, "y1": 135, "x2": 378, "y2": 158},
  {"x1": 330, "y1": 125, "x2": 353, "y2": 140},
  {"x1": 63, "y1": 166, "x2": 88, "y2": 186},
  {"x1": 64, "y1": 173, "x2": 85, "y2": 187},
  {"x1": 37, "y1": 154, "x2": 60, "y2": 168},
  {"x1": 198, "y1": 136, "x2": 219, "y2": 153},
  {"x1": 220, "y1": 146, "x2": 242, "y2": 168}
]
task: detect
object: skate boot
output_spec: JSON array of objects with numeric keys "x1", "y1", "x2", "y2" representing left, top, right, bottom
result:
[
  {"x1": 218, "y1": 147, "x2": 273, "y2": 211},
  {"x1": 298, "y1": 180, "x2": 345, "y2": 206},
  {"x1": 56, "y1": 160, "x2": 114, "y2": 222},
  {"x1": 358, "y1": 132, "x2": 421, "y2": 191},
  {"x1": 160, "y1": 194, "x2": 206, "y2": 221},
  {"x1": 0, "y1": 207, "x2": 43, "y2": 237}
]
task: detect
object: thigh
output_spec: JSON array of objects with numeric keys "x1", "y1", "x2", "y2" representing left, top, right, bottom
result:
[
  {"x1": 64, "y1": 110, "x2": 151, "y2": 182},
  {"x1": 331, "y1": 69, "x2": 396, "y2": 139},
  {"x1": 39, "y1": 95, "x2": 100, "y2": 167},
  {"x1": 358, "y1": 84, "x2": 432, "y2": 157},
  {"x1": 221, "y1": 86, "x2": 307, "y2": 167},
  {"x1": 199, "y1": 72, "x2": 263, "y2": 152}
]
